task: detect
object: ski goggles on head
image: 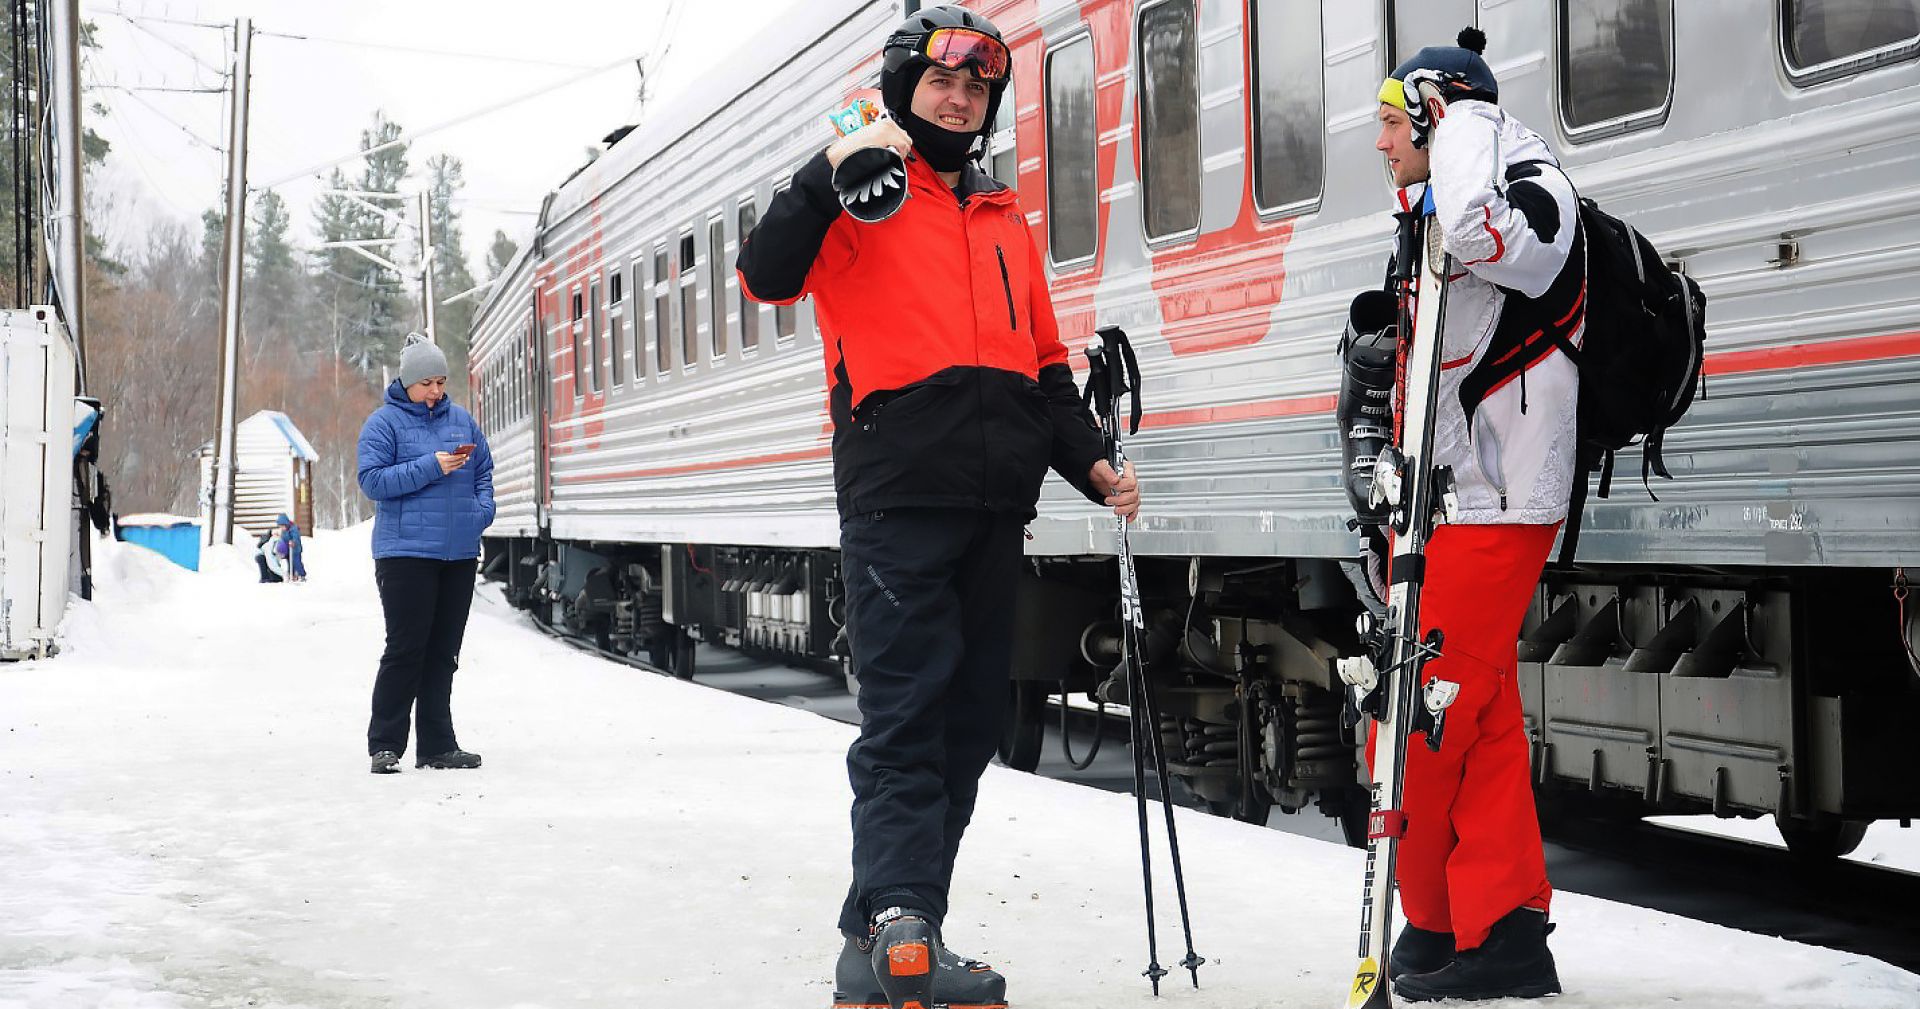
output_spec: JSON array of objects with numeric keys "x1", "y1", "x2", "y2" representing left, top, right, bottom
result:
[{"x1": 908, "y1": 28, "x2": 1011, "y2": 81}]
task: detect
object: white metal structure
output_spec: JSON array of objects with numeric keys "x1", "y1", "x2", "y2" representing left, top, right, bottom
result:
[{"x1": 0, "y1": 308, "x2": 77, "y2": 660}]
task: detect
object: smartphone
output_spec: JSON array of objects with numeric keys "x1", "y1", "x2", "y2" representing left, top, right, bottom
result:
[{"x1": 452, "y1": 443, "x2": 476, "y2": 457}]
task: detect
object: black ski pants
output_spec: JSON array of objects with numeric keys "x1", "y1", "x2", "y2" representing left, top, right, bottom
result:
[
  {"x1": 368, "y1": 557, "x2": 477, "y2": 758},
  {"x1": 837, "y1": 508, "x2": 1022, "y2": 937}
]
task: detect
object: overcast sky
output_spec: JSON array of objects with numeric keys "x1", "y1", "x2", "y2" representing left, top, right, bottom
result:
[{"x1": 84, "y1": 0, "x2": 812, "y2": 275}]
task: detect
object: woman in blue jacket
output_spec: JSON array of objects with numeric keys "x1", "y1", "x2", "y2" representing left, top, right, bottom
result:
[{"x1": 357, "y1": 333, "x2": 495, "y2": 775}]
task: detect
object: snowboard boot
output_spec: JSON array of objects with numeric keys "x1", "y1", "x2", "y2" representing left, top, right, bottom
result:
[
  {"x1": 416, "y1": 749, "x2": 482, "y2": 770},
  {"x1": 831, "y1": 908, "x2": 1008, "y2": 1009},
  {"x1": 1389, "y1": 923, "x2": 1455, "y2": 978},
  {"x1": 370, "y1": 751, "x2": 401, "y2": 774},
  {"x1": 1393, "y1": 907, "x2": 1561, "y2": 1002}
]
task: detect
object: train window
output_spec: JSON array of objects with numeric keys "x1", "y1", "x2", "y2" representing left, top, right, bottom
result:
[
  {"x1": 570, "y1": 287, "x2": 586, "y2": 400},
  {"x1": 1045, "y1": 34, "x2": 1097, "y2": 266},
  {"x1": 1560, "y1": 0, "x2": 1674, "y2": 136},
  {"x1": 1139, "y1": 1, "x2": 1201, "y2": 243},
  {"x1": 679, "y1": 231, "x2": 699, "y2": 369},
  {"x1": 1389, "y1": 0, "x2": 1477, "y2": 67},
  {"x1": 1783, "y1": 0, "x2": 1920, "y2": 81},
  {"x1": 629, "y1": 261, "x2": 646, "y2": 380},
  {"x1": 738, "y1": 200, "x2": 761, "y2": 352},
  {"x1": 1249, "y1": 0, "x2": 1325, "y2": 213},
  {"x1": 588, "y1": 278, "x2": 604, "y2": 394},
  {"x1": 609, "y1": 268, "x2": 626, "y2": 388},
  {"x1": 988, "y1": 89, "x2": 1017, "y2": 186},
  {"x1": 772, "y1": 179, "x2": 798, "y2": 343},
  {"x1": 708, "y1": 216, "x2": 729, "y2": 360},
  {"x1": 654, "y1": 245, "x2": 672, "y2": 374}
]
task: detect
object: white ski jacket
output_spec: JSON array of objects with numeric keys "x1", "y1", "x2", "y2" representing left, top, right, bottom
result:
[{"x1": 1404, "y1": 100, "x2": 1584, "y2": 526}]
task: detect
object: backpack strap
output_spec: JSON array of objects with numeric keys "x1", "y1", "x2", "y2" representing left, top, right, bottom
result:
[{"x1": 1559, "y1": 445, "x2": 1597, "y2": 565}]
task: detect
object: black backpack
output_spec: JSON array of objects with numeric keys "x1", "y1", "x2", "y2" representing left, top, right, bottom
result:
[{"x1": 1548, "y1": 196, "x2": 1708, "y2": 563}]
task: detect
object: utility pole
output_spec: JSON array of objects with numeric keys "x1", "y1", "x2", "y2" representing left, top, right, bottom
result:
[
  {"x1": 416, "y1": 190, "x2": 437, "y2": 344},
  {"x1": 208, "y1": 18, "x2": 253, "y2": 547},
  {"x1": 317, "y1": 188, "x2": 438, "y2": 344},
  {"x1": 46, "y1": 0, "x2": 87, "y2": 383}
]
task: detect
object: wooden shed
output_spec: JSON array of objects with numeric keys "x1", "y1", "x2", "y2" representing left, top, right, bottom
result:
[{"x1": 197, "y1": 410, "x2": 319, "y2": 537}]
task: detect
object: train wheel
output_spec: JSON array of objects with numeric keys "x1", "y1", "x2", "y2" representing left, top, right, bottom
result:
[
  {"x1": 1778, "y1": 816, "x2": 1869, "y2": 860},
  {"x1": 670, "y1": 632, "x2": 697, "y2": 680},
  {"x1": 997, "y1": 680, "x2": 1047, "y2": 772}
]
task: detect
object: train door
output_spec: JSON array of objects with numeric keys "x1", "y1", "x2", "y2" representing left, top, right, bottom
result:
[{"x1": 531, "y1": 288, "x2": 552, "y2": 528}]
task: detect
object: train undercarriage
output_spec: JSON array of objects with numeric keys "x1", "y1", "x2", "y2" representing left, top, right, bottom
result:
[{"x1": 483, "y1": 534, "x2": 1920, "y2": 859}]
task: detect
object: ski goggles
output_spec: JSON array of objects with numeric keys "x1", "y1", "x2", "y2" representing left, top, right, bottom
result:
[{"x1": 905, "y1": 28, "x2": 1011, "y2": 81}]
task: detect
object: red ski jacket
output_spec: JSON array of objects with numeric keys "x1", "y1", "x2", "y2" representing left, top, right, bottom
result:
[{"x1": 738, "y1": 149, "x2": 1104, "y2": 519}]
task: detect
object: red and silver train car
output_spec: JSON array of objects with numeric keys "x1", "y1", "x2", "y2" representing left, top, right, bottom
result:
[{"x1": 468, "y1": 0, "x2": 1920, "y2": 853}]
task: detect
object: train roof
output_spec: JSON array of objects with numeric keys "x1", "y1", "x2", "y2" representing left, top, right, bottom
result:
[{"x1": 475, "y1": 0, "x2": 879, "y2": 322}]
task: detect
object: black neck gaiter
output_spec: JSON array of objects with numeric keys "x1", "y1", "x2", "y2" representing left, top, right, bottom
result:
[{"x1": 898, "y1": 108, "x2": 979, "y2": 173}]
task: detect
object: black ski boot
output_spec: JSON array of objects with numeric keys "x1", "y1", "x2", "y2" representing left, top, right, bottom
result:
[
  {"x1": 1394, "y1": 907, "x2": 1561, "y2": 1002},
  {"x1": 370, "y1": 751, "x2": 401, "y2": 774},
  {"x1": 1337, "y1": 288, "x2": 1400, "y2": 527},
  {"x1": 416, "y1": 749, "x2": 482, "y2": 770},
  {"x1": 1389, "y1": 923, "x2": 1454, "y2": 978},
  {"x1": 831, "y1": 908, "x2": 1008, "y2": 1009}
]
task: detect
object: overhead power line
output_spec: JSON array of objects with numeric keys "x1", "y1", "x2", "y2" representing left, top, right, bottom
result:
[
  {"x1": 110, "y1": 11, "x2": 229, "y2": 82},
  {"x1": 97, "y1": 8, "x2": 227, "y2": 31},
  {"x1": 256, "y1": 52, "x2": 644, "y2": 190},
  {"x1": 113, "y1": 83, "x2": 225, "y2": 152},
  {"x1": 91, "y1": 82, "x2": 225, "y2": 94},
  {"x1": 254, "y1": 28, "x2": 604, "y2": 72}
]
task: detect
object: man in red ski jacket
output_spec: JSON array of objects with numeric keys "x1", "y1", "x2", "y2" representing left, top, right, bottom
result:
[{"x1": 736, "y1": 7, "x2": 1138, "y2": 1009}]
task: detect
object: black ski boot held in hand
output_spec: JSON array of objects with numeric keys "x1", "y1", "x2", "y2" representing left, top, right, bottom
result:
[
  {"x1": 832, "y1": 907, "x2": 1008, "y2": 1009},
  {"x1": 1338, "y1": 288, "x2": 1400, "y2": 527},
  {"x1": 1393, "y1": 907, "x2": 1561, "y2": 1002}
]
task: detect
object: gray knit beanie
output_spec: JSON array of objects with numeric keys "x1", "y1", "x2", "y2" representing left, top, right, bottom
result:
[{"x1": 398, "y1": 333, "x2": 449, "y2": 388}]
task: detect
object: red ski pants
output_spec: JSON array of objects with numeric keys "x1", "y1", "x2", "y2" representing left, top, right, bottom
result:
[{"x1": 1371, "y1": 522, "x2": 1556, "y2": 949}]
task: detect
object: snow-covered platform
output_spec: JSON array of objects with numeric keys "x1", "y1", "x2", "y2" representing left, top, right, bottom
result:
[{"x1": 3, "y1": 531, "x2": 1916, "y2": 1008}]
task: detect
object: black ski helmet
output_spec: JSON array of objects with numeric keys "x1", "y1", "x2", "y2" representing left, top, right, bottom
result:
[
  {"x1": 880, "y1": 5, "x2": 1011, "y2": 140},
  {"x1": 1381, "y1": 27, "x2": 1498, "y2": 108}
]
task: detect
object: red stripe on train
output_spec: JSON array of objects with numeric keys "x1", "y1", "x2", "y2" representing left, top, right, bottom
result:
[
  {"x1": 548, "y1": 330, "x2": 1920, "y2": 484},
  {"x1": 1703, "y1": 330, "x2": 1920, "y2": 376}
]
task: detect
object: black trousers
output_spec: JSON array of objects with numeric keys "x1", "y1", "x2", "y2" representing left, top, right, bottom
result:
[
  {"x1": 837, "y1": 508, "x2": 1022, "y2": 936},
  {"x1": 368, "y1": 557, "x2": 477, "y2": 757}
]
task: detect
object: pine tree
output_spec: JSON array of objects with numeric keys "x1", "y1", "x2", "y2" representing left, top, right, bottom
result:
[
  {"x1": 308, "y1": 111, "x2": 414, "y2": 375},
  {"x1": 425, "y1": 153, "x2": 477, "y2": 402},
  {"x1": 4, "y1": 15, "x2": 120, "y2": 304},
  {"x1": 243, "y1": 189, "x2": 310, "y2": 367}
]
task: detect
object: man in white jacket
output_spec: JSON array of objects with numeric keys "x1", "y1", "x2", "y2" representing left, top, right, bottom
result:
[{"x1": 1361, "y1": 27, "x2": 1581, "y2": 1003}]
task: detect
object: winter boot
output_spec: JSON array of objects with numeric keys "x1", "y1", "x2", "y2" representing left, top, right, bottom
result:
[
  {"x1": 1393, "y1": 907, "x2": 1560, "y2": 1002},
  {"x1": 831, "y1": 908, "x2": 1008, "y2": 1009},
  {"x1": 370, "y1": 751, "x2": 401, "y2": 774},
  {"x1": 416, "y1": 749, "x2": 482, "y2": 770},
  {"x1": 1389, "y1": 923, "x2": 1455, "y2": 978}
]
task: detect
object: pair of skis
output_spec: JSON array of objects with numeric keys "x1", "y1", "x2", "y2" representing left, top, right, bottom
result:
[
  {"x1": 1085, "y1": 326, "x2": 1203, "y2": 996},
  {"x1": 1336, "y1": 177, "x2": 1465, "y2": 1007}
]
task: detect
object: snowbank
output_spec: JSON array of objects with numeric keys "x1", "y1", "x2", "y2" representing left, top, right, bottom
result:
[{"x1": 1, "y1": 533, "x2": 1914, "y2": 1008}]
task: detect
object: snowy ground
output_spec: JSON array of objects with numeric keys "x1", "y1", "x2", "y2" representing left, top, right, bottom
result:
[{"x1": 3, "y1": 531, "x2": 1917, "y2": 1009}]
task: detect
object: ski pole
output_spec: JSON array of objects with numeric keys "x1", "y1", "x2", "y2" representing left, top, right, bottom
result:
[
  {"x1": 1088, "y1": 325, "x2": 1203, "y2": 992},
  {"x1": 1089, "y1": 332, "x2": 1165, "y2": 993}
]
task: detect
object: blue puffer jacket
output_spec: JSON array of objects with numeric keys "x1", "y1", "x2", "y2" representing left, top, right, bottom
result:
[{"x1": 357, "y1": 380, "x2": 495, "y2": 560}]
